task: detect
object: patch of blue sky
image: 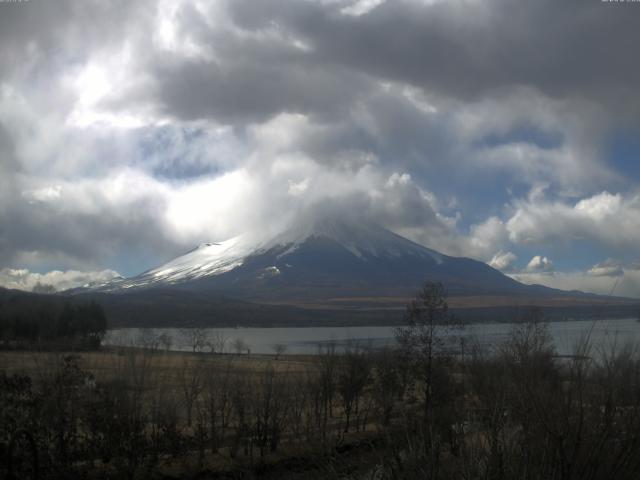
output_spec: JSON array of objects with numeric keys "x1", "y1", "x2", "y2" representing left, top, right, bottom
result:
[
  {"x1": 422, "y1": 165, "x2": 530, "y2": 229},
  {"x1": 133, "y1": 125, "x2": 244, "y2": 180},
  {"x1": 606, "y1": 131, "x2": 640, "y2": 183}
]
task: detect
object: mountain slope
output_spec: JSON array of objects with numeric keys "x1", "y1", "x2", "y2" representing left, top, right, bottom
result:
[{"x1": 93, "y1": 215, "x2": 556, "y2": 301}]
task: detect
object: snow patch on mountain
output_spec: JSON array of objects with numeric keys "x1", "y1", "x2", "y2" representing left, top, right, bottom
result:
[
  {"x1": 257, "y1": 266, "x2": 281, "y2": 280},
  {"x1": 267, "y1": 215, "x2": 443, "y2": 263},
  {"x1": 102, "y1": 235, "x2": 258, "y2": 291}
]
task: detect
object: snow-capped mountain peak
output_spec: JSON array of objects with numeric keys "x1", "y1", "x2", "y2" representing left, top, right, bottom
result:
[
  {"x1": 265, "y1": 214, "x2": 443, "y2": 262},
  {"x1": 90, "y1": 212, "x2": 521, "y2": 297}
]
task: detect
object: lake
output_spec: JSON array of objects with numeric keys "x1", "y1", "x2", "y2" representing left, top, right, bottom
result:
[{"x1": 103, "y1": 317, "x2": 640, "y2": 356}]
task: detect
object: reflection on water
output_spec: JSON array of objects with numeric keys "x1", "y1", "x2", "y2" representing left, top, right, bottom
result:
[{"x1": 104, "y1": 318, "x2": 640, "y2": 356}]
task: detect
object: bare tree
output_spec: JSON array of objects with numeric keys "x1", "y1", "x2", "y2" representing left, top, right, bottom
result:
[
  {"x1": 231, "y1": 337, "x2": 248, "y2": 355},
  {"x1": 253, "y1": 367, "x2": 290, "y2": 457},
  {"x1": 337, "y1": 344, "x2": 371, "y2": 433},
  {"x1": 229, "y1": 374, "x2": 251, "y2": 458},
  {"x1": 288, "y1": 372, "x2": 315, "y2": 442},
  {"x1": 393, "y1": 282, "x2": 460, "y2": 478},
  {"x1": 158, "y1": 332, "x2": 173, "y2": 352},
  {"x1": 181, "y1": 327, "x2": 208, "y2": 353},
  {"x1": 395, "y1": 282, "x2": 458, "y2": 420},
  {"x1": 317, "y1": 342, "x2": 338, "y2": 440},
  {"x1": 177, "y1": 357, "x2": 205, "y2": 427},
  {"x1": 202, "y1": 357, "x2": 235, "y2": 452},
  {"x1": 371, "y1": 347, "x2": 405, "y2": 427},
  {"x1": 136, "y1": 328, "x2": 160, "y2": 352},
  {"x1": 206, "y1": 331, "x2": 227, "y2": 354},
  {"x1": 272, "y1": 343, "x2": 287, "y2": 360}
]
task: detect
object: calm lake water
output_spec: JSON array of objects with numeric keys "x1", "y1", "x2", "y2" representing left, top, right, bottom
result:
[{"x1": 104, "y1": 317, "x2": 640, "y2": 356}]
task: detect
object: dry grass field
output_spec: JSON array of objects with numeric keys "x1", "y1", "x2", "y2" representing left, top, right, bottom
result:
[
  {"x1": 0, "y1": 347, "x2": 315, "y2": 368},
  {"x1": 0, "y1": 347, "x2": 318, "y2": 388}
]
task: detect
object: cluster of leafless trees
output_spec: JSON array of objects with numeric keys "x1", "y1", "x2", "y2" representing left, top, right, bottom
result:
[
  {"x1": 4, "y1": 283, "x2": 640, "y2": 479},
  {"x1": 370, "y1": 284, "x2": 640, "y2": 480},
  {"x1": 1, "y1": 341, "x2": 393, "y2": 478}
]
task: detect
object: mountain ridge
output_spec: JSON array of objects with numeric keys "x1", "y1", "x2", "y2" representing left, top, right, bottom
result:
[{"x1": 88, "y1": 214, "x2": 567, "y2": 302}]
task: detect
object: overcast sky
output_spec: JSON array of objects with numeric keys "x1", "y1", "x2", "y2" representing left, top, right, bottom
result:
[{"x1": 1, "y1": 0, "x2": 640, "y2": 296}]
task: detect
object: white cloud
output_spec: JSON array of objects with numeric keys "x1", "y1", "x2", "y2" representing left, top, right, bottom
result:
[
  {"x1": 507, "y1": 191, "x2": 640, "y2": 250},
  {"x1": 452, "y1": 88, "x2": 616, "y2": 196},
  {"x1": 0, "y1": 268, "x2": 121, "y2": 292},
  {"x1": 341, "y1": 0, "x2": 387, "y2": 16},
  {"x1": 511, "y1": 259, "x2": 640, "y2": 298},
  {"x1": 288, "y1": 178, "x2": 310, "y2": 196},
  {"x1": 512, "y1": 269, "x2": 640, "y2": 299},
  {"x1": 489, "y1": 251, "x2": 517, "y2": 272},
  {"x1": 466, "y1": 217, "x2": 509, "y2": 259},
  {"x1": 526, "y1": 255, "x2": 554, "y2": 273},
  {"x1": 22, "y1": 185, "x2": 62, "y2": 204},
  {"x1": 588, "y1": 258, "x2": 624, "y2": 278}
]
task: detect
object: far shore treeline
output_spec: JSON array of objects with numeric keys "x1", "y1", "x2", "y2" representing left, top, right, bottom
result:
[
  {"x1": 0, "y1": 291, "x2": 107, "y2": 350},
  {"x1": 2, "y1": 284, "x2": 640, "y2": 336}
]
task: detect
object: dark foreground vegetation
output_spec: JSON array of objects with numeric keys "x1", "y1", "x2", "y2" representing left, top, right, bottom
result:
[{"x1": 3, "y1": 283, "x2": 640, "y2": 479}]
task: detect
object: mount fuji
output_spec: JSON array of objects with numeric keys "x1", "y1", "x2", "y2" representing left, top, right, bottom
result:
[
  {"x1": 71, "y1": 213, "x2": 639, "y2": 327},
  {"x1": 93, "y1": 213, "x2": 549, "y2": 300}
]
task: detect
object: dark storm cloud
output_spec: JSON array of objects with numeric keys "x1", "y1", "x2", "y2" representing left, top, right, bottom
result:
[
  {"x1": 0, "y1": 124, "x2": 22, "y2": 253},
  {"x1": 0, "y1": 125, "x2": 18, "y2": 173},
  {"x1": 132, "y1": 0, "x2": 637, "y2": 185},
  {"x1": 226, "y1": 0, "x2": 640, "y2": 115},
  {"x1": 154, "y1": 58, "x2": 371, "y2": 124},
  {"x1": 0, "y1": 178, "x2": 176, "y2": 269}
]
